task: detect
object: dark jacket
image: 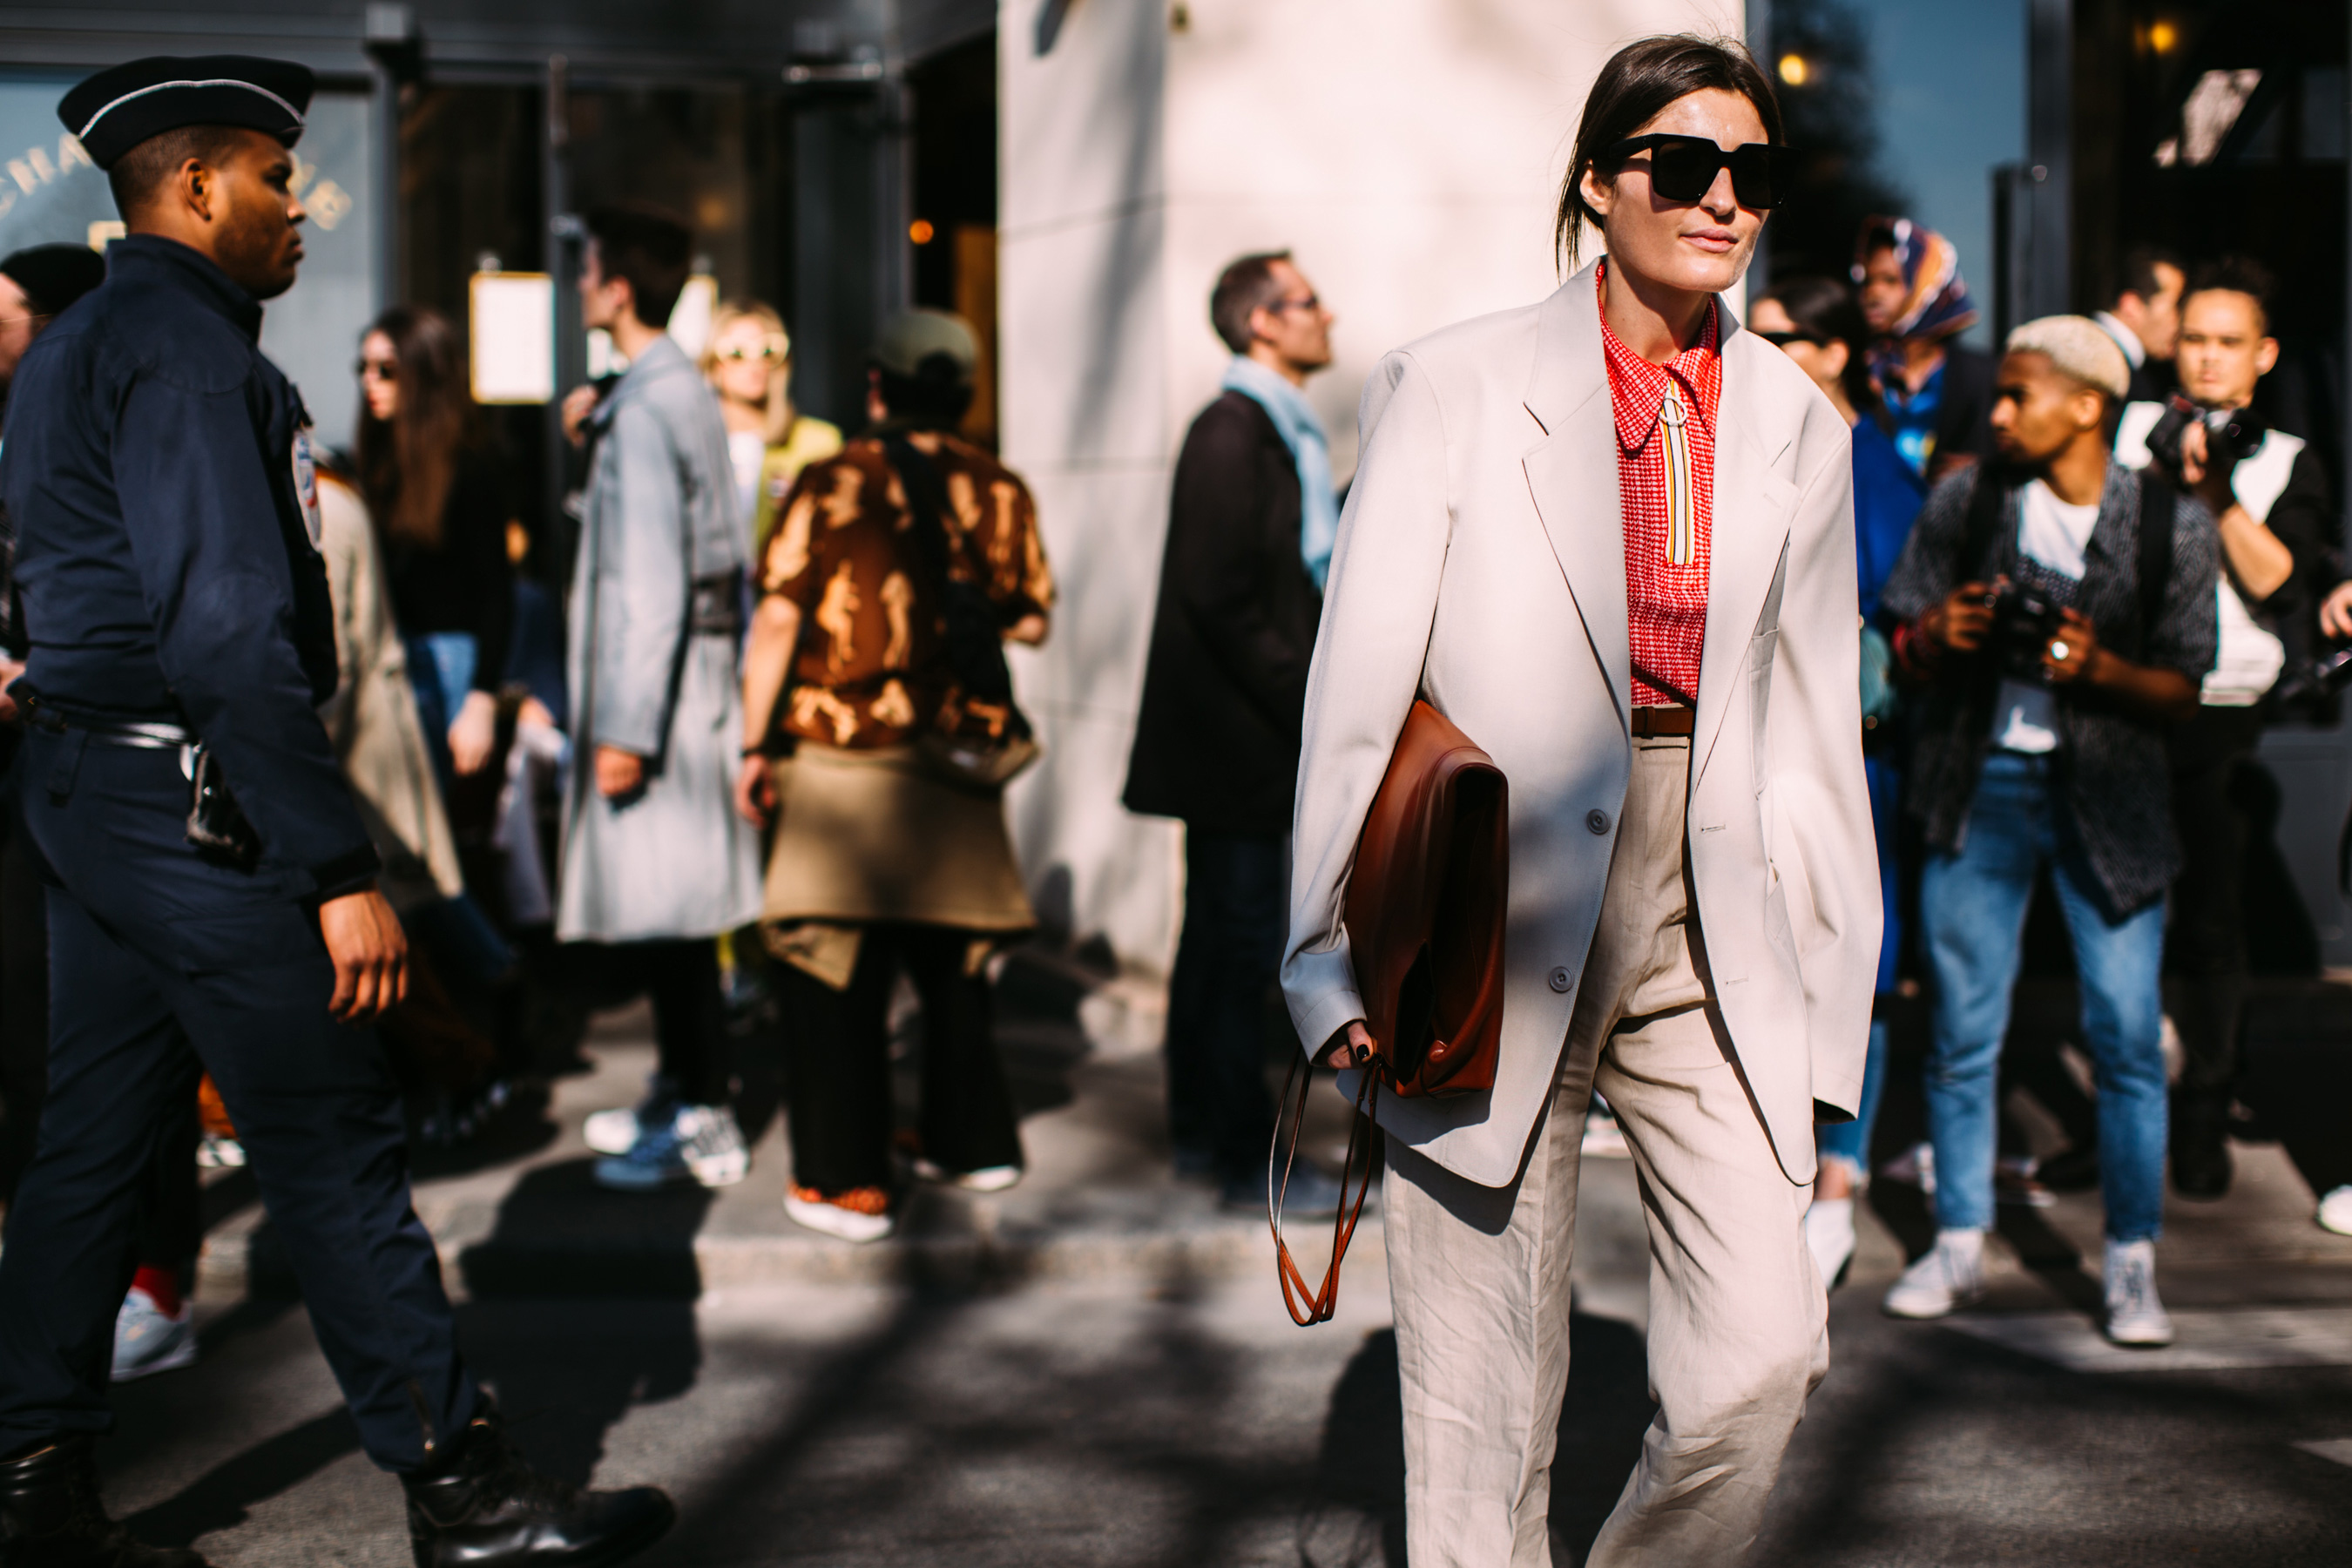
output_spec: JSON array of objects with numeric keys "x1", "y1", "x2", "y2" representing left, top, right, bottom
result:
[
  {"x1": 1932, "y1": 343, "x2": 1997, "y2": 472},
  {"x1": 1124, "y1": 390, "x2": 1321, "y2": 835},
  {"x1": 1881, "y1": 461, "x2": 2219, "y2": 916},
  {"x1": 0, "y1": 235, "x2": 376, "y2": 900}
]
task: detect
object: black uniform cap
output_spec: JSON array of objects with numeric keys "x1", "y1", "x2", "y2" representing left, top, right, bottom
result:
[
  {"x1": 57, "y1": 56, "x2": 313, "y2": 172},
  {"x1": 0, "y1": 244, "x2": 106, "y2": 318}
]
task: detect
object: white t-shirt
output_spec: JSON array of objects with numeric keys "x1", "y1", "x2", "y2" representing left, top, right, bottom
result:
[
  {"x1": 1991, "y1": 479, "x2": 2100, "y2": 754},
  {"x1": 727, "y1": 429, "x2": 767, "y2": 532},
  {"x1": 2114, "y1": 402, "x2": 2297, "y2": 705}
]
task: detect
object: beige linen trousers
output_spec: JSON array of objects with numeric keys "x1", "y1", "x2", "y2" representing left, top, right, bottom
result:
[
  {"x1": 1386, "y1": 739, "x2": 1827, "y2": 1566},
  {"x1": 1282, "y1": 261, "x2": 1876, "y2": 1565}
]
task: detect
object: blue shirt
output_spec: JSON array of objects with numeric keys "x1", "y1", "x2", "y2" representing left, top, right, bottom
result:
[
  {"x1": 1852, "y1": 415, "x2": 1926, "y2": 625},
  {"x1": 0, "y1": 235, "x2": 375, "y2": 898},
  {"x1": 1880, "y1": 357, "x2": 1945, "y2": 479}
]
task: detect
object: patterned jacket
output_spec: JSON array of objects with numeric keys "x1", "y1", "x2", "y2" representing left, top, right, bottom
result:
[
  {"x1": 1881, "y1": 461, "x2": 2219, "y2": 915},
  {"x1": 758, "y1": 429, "x2": 1052, "y2": 749}
]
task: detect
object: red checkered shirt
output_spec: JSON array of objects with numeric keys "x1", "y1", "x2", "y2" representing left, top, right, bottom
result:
[{"x1": 1598, "y1": 262, "x2": 1721, "y2": 707}]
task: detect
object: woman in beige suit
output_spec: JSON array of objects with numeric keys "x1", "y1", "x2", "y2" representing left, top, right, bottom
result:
[{"x1": 1283, "y1": 36, "x2": 1878, "y2": 1567}]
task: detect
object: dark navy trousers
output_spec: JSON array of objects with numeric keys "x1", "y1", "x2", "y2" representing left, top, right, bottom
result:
[
  {"x1": 1164, "y1": 832, "x2": 1285, "y2": 1179},
  {"x1": 0, "y1": 730, "x2": 478, "y2": 1470}
]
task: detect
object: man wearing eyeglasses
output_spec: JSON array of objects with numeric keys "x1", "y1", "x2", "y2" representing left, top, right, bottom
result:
[{"x1": 1125, "y1": 252, "x2": 1348, "y2": 1214}]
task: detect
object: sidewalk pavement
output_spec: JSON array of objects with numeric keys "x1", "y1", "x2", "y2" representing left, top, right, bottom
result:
[
  {"x1": 195, "y1": 955, "x2": 1396, "y2": 1301},
  {"x1": 192, "y1": 960, "x2": 2352, "y2": 1320}
]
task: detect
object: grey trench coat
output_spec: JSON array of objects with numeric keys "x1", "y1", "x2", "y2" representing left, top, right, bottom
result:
[{"x1": 558, "y1": 335, "x2": 763, "y2": 943}]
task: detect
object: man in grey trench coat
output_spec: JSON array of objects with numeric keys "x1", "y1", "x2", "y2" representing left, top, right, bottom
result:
[{"x1": 559, "y1": 204, "x2": 763, "y2": 1192}]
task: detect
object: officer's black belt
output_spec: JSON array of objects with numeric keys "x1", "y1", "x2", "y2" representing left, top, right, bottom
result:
[
  {"x1": 24, "y1": 698, "x2": 195, "y2": 751},
  {"x1": 689, "y1": 569, "x2": 744, "y2": 637}
]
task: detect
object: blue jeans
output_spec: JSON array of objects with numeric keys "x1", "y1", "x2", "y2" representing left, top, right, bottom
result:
[
  {"x1": 1818, "y1": 753, "x2": 1903, "y2": 1176},
  {"x1": 1919, "y1": 751, "x2": 2167, "y2": 1241}
]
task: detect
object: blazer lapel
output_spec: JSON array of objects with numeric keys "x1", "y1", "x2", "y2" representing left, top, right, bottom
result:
[
  {"x1": 1696, "y1": 330, "x2": 1797, "y2": 771},
  {"x1": 1522, "y1": 262, "x2": 1630, "y2": 729}
]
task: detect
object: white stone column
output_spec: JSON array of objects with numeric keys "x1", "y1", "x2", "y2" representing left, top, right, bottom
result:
[{"x1": 1000, "y1": 0, "x2": 1742, "y2": 973}]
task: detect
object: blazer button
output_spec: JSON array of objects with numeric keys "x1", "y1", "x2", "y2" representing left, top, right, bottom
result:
[
  {"x1": 1585, "y1": 809, "x2": 1610, "y2": 835},
  {"x1": 1548, "y1": 966, "x2": 1573, "y2": 993}
]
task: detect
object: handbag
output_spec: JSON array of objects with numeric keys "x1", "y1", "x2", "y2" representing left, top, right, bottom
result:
[
  {"x1": 1270, "y1": 699, "x2": 1510, "y2": 1324},
  {"x1": 879, "y1": 432, "x2": 1041, "y2": 791}
]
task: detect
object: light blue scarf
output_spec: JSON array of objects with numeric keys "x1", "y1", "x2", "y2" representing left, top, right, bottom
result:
[{"x1": 1222, "y1": 355, "x2": 1338, "y2": 590}]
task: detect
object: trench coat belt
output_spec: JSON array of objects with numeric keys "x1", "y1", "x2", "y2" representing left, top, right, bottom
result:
[
  {"x1": 1629, "y1": 704, "x2": 1696, "y2": 738},
  {"x1": 688, "y1": 570, "x2": 744, "y2": 637}
]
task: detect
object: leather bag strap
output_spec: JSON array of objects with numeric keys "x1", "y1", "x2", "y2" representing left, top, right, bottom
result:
[{"x1": 1267, "y1": 1054, "x2": 1381, "y2": 1327}]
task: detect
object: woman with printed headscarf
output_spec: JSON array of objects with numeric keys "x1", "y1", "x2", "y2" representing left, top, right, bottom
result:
[{"x1": 1855, "y1": 217, "x2": 1997, "y2": 483}]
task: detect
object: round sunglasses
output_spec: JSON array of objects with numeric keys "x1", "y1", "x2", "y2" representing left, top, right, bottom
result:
[{"x1": 1598, "y1": 134, "x2": 1794, "y2": 211}]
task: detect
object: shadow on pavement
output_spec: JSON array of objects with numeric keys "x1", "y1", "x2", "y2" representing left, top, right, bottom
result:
[{"x1": 120, "y1": 1406, "x2": 364, "y2": 1549}]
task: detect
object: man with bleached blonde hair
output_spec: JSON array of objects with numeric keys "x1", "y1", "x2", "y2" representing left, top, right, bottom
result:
[{"x1": 1881, "y1": 314, "x2": 2220, "y2": 1347}]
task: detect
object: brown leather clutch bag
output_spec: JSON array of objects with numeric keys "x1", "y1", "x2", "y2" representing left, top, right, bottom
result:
[
  {"x1": 1272, "y1": 699, "x2": 1509, "y2": 1325},
  {"x1": 1343, "y1": 699, "x2": 1509, "y2": 1098}
]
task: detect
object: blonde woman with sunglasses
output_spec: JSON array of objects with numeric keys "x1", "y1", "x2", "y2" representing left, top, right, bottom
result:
[{"x1": 700, "y1": 302, "x2": 842, "y2": 551}]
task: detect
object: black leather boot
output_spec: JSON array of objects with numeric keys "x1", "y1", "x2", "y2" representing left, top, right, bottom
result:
[
  {"x1": 402, "y1": 1409, "x2": 673, "y2": 1568},
  {"x1": 2172, "y1": 1088, "x2": 2234, "y2": 1200},
  {"x1": 0, "y1": 1435, "x2": 206, "y2": 1567}
]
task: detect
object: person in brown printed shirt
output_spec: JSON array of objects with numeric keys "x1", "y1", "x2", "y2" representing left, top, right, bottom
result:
[
  {"x1": 734, "y1": 309, "x2": 1051, "y2": 1245},
  {"x1": 751, "y1": 419, "x2": 1051, "y2": 753}
]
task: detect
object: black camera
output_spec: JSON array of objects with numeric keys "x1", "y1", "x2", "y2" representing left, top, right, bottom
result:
[
  {"x1": 2268, "y1": 645, "x2": 2352, "y2": 706},
  {"x1": 1983, "y1": 580, "x2": 2064, "y2": 683},
  {"x1": 2144, "y1": 394, "x2": 2267, "y2": 477}
]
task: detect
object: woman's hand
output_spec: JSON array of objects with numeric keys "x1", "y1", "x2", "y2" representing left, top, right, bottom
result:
[
  {"x1": 733, "y1": 754, "x2": 775, "y2": 826},
  {"x1": 594, "y1": 745, "x2": 645, "y2": 799},
  {"x1": 448, "y1": 690, "x2": 499, "y2": 776},
  {"x1": 1316, "y1": 1020, "x2": 1375, "y2": 1070}
]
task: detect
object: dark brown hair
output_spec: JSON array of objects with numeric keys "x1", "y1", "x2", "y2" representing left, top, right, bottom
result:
[
  {"x1": 1756, "y1": 274, "x2": 1883, "y2": 422},
  {"x1": 2185, "y1": 254, "x2": 2276, "y2": 335},
  {"x1": 355, "y1": 305, "x2": 476, "y2": 549},
  {"x1": 584, "y1": 202, "x2": 693, "y2": 329},
  {"x1": 1209, "y1": 251, "x2": 1294, "y2": 354},
  {"x1": 1556, "y1": 36, "x2": 1783, "y2": 273}
]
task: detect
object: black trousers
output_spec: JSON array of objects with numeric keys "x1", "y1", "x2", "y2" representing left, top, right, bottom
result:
[
  {"x1": 779, "y1": 923, "x2": 1019, "y2": 1193},
  {"x1": 576, "y1": 937, "x2": 730, "y2": 1107},
  {"x1": 1164, "y1": 832, "x2": 1283, "y2": 1179},
  {"x1": 0, "y1": 785, "x2": 204, "y2": 1275},
  {"x1": 2166, "y1": 705, "x2": 2262, "y2": 1096},
  {"x1": 0, "y1": 732, "x2": 476, "y2": 1469}
]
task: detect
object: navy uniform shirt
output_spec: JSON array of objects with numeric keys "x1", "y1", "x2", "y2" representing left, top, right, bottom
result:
[{"x1": 0, "y1": 234, "x2": 376, "y2": 899}]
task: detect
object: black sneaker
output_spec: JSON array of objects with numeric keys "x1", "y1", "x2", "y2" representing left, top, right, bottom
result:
[
  {"x1": 0, "y1": 1435, "x2": 206, "y2": 1567},
  {"x1": 403, "y1": 1407, "x2": 674, "y2": 1568},
  {"x1": 2035, "y1": 1144, "x2": 2101, "y2": 1193},
  {"x1": 2171, "y1": 1091, "x2": 2234, "y2": 1201}
]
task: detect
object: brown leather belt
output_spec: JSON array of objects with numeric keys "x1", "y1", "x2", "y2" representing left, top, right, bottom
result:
[{"x1": 1630, "y1": 705, "x2": 1696, "y2": 738}]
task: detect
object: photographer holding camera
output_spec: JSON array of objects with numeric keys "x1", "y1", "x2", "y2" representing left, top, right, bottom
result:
[
  {"x1": 2115, "y1": 259, "x2": 2332, "y2": 1204},
  {"x1": 1882, "y1": 315, "x2": 2219, "y2": 1347}
]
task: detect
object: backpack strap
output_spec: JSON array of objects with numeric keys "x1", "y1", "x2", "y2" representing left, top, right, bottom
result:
[{"x1": 1957, "y1": 463, "x2": 2012, "y2": 588}]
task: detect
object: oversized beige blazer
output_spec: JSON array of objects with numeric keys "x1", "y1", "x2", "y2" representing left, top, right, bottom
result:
[{"x1": 1282, "y1": 259, "x2": 1879, "y2": 1189}]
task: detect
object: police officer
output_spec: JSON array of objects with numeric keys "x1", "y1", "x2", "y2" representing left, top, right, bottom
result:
[{"x1": 0, "y1": 58, "x2": 674, "y2": 1568}]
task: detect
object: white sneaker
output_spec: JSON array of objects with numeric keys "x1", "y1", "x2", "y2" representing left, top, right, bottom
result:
[
  {"x1": 1882, "y1": 1228, "x2": 1986, "y2": 1319},
  {"x1": 676, "y1": 1104, "x2": 750, "y2": 1187},
  {"x1": 1804, "y1": 1198, "x2": 1857, "y2": 1290},
  {"x1": 910, "y1": 1158, "x2": 1023, "y2": 1193},
  {"x1": 785, "y1": 1188, "x2": 896, "y2": 1243},
  {"x1": 584, "y1": 1074, "x2": 678, "y2": 1156},
  {"x1": 1580, "y1": 1105, "x2": 1632, "y2": 1159},
  {"x1": 2317, "y1": 1186, "x2": 2352, "y2": 1236},
  {"x1": 2103, "y1": 1238, "x2": 2173, "y2": 1347},
  {"x1": 111, "y1": 1288, "x2": 197, "y2": 1382},
  {"x1": 196, "y1": 1133, "x2": 246, "y2": 1169}
]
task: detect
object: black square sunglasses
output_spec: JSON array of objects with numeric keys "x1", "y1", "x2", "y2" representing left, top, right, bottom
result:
[{"x1": 1598, "y1": 134, "x2": 1794, "y2": 211}]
